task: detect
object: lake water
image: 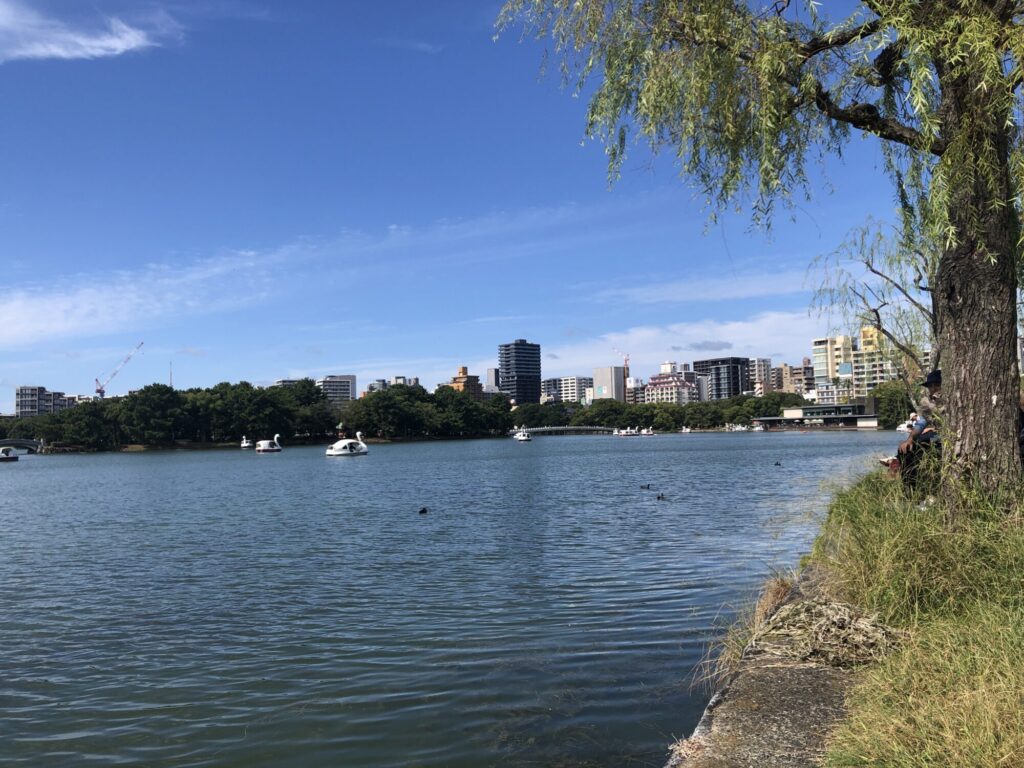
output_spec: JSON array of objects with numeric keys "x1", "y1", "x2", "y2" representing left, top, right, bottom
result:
[{"x1": 2, "y1": 431, "x2": 895, "y2": 767}]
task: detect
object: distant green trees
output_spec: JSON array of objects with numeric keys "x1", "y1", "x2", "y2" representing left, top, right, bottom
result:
[
  {"x1": 6, "y1": 382, "x2": 810, "y2": 450},
  {"x1": 343, "y1": 385, "x2": 515, "y2": 439},
  {"x1": 8, "y1": 379, "x2": 338, "y2": 450},
  {"x1": 870, "y1": 381, "x2": 915, "y2": 431}
]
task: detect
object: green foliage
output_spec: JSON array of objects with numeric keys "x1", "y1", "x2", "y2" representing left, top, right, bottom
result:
[
  {"x1": 343, "y1": 385, "x2": 514, "y2": 439},
  {"x1": 872, "y1": 380, "x2": 915, "y2": 430}
]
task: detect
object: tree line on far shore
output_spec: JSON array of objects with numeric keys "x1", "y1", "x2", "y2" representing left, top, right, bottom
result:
[{"x1": 1, "y1": 380, "x2": 913, "y2": 450}]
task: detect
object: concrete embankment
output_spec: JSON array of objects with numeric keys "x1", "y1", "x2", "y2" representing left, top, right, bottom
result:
[{"x1": 667, "y1": 566, "x2": 902, "y2": 768}]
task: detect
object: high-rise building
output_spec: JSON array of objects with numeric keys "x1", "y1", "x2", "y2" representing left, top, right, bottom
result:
[
  {"x1": 592, "y1": 366, "x2": 626, "y2": 402},
  {"x1": 852, "y1": 326, "x2": 899, "y2": 397},
  {"x1": 485, "y1": 368, "x2": 500, "y2": 392},
  {"x1": 316, "y1": 375, "x2": 357, "y2": 405},
  {"x1": 498, "y1": 339, "x2": 541, "y2": 404},
  {"x1": 692, "y1": 357, "x2": 751, "y2": 400},
  {"x1": 812, "y1": 336, "x2": 854, "y2": 387},
  {"x1": 749, "y1": 357, "x2": 773, "y2": 396},
  {"x1": 450, "y1": 366, "x2": 484, "y2": 401}
]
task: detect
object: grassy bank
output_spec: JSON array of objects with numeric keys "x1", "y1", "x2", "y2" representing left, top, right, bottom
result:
[{"x1": 806, "y1": 473, "x2": 1024, "y2": 767}]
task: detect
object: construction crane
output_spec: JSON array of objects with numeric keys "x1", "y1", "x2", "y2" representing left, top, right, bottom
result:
[{"x1": 95, "y1": 341, "x2": 144, "y2": 398}]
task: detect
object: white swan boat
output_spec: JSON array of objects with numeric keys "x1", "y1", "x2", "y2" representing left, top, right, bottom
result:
[
  {"x1": 255, "y1": 434, "x2": 282, "y2": 453},
  {"x1": 614, "y1": 426, "x2": 640, "y2": 436},
  {"x1": 0, "y1": 446, "x2": 19, "y2": 462},
  {"x1": 326, "y1": 431, "x2": 368, "y2": 456},
  {"x1": 512, "y1": 426, "x2": 532, "y2": 442},
  {"x1": 240, "y1": 436, "x2": 254, "y2": 449},
  {"x1": 640, "y1": 427, "x2": 655, "y2": 436}
]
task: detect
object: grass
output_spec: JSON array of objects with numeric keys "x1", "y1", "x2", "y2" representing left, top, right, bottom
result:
[{"x1": 803, "y1": 471, "x2": 1024, "y2": 767}]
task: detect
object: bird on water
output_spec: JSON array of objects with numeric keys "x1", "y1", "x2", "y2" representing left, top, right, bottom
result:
[{"x1": 419, "y1": 507, "x2": 428, "y2": 515}]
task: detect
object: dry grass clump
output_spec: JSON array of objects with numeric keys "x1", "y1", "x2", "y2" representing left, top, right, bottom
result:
[
  {"x1": 824, "y1": 604, "x2": 1024, "y2": 767},
  {"x1": 700, "y1": 571, "x2": 794, "y2": 687},
  {"x1": 749, "y1": 600, "x2": 905, "y2": 668}
]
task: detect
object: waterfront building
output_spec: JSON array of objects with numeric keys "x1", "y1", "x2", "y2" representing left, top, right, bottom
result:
[
  {"x1": 749, "y1": 357, "x2": 773, "y2": 396},
  {"x1": 498, "y1": 339, "x2": 541, "y2": 404},
  {"x1": 644, "y1": 371, "x2": 700, "y2": 404},
  {"x1": 692, "y1": 357, "x2": 750, "y2": 400},
  {"x1": 592, "y1": 366, "x2": 626, "y2": 402},
  {"x1": 450, "y1": 366, "x2": 484, "y2": 401},
  {"x1": 15, "y1": 386, "x2": 73, "y2": 418},
  {"x1": 541, "y1": 378, "x2": 561, "y2": 401},
  {"x1": 316, "y1": 375, "x2": 357, "y2": 405}
]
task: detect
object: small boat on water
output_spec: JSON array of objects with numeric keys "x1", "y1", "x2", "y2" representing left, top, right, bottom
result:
[
  {"x1": 614, "y1": 426, "x2": 640, "y2": 437},
  {"x1": 240, "y1": 436, "x2": 254, "y2": 449},
  {"x1": 679, "y1": 426, "x2": 691, "y2": 434},
  {"x1": 640, "y1": 427, "x2": 655, "y2": 436},
  {"x1": 255, "y1": 434, "x2": 282, "y2": 453},
  {"x1": 0, "y1": 446, "x2": 19, "y2": 462},
  {"x1": 326, "y1": 432, "x2": 368, "y2": 456},
  {"x1": 512, "y1": 426, "x2": 532, "y2": 442},
  {"x1": 895, "y1": 412, "x2": 918, "y2": 433}
]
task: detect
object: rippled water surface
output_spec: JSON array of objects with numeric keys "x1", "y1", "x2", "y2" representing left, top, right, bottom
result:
[{"x1": 2, "y1": 432, "x2": 894, "y2": 767}]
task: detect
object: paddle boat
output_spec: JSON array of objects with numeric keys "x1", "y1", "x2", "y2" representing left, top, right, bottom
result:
[
  {"x1": 0, "y1": 446, "x2": 18, "y2": 462},
  {"x1": 512, "y1": 426, "x2": 532, "y2": 442},
  {"x1": 240, "y1": 436, "x2": 254, "y2": 449},
  {"x1": 326, "y1": 432, "x2": 368, "y2": 457},
  {"x1": 255, "y1": 434, "x2": 282, "y2": 453}
]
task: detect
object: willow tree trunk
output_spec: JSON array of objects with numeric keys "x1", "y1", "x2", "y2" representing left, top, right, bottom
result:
[{"x1": 935, "y1": 73, "x2": 1022, "y2": 489}]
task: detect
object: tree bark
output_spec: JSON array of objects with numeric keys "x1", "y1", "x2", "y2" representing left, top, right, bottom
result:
[{"x1": 934, "y1": 74, "x2": 1021, "y2": 488}]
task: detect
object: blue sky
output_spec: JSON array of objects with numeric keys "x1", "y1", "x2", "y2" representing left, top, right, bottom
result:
[{"x1": 0, "y1": 0, "x2": 895, "y2": 411}]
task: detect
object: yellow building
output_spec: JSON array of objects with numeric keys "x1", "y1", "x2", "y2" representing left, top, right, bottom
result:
[{"x1": 450, "y1": 366, "x2": 484, "y2": 401}]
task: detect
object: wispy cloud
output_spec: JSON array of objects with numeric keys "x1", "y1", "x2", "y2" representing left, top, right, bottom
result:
[
  {"x1": 0, "y1": 0, "x2": 179, "y2": 63},
  {"x1": 539, "y1": 312, "x2": 822, "y2": 378},
  {"x1": 594, "y1": 269, "x2": 812, "y2": 304},
  {"x1": 377, "y1": 37, "x2": 443, "y2": 55},
  {"x1": 0, "y1": 252, "x2": 269, "y2": 349}
]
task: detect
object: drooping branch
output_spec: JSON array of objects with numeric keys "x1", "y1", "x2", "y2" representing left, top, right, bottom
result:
[
  {"x1": 812, "y1": 82, "x2": 946, "y2": 155},
  {"x1": 863, "y1": 259, "x2": 936, "y2": 329}
]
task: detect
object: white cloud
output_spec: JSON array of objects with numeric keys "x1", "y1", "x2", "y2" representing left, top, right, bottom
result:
[
  {"x1": 0, "y1": 1, "x2": 178, "y2": 63},
  {"x1": 0, "y1": 252, "x2": 269, "y2": 349},
  {"x1": 594, "y1": 269, "x2": 813, "y2": 304},
  {"x1": 377, "y1": 37, "x2": 443, "y2": 55},
  {"x1": 539, "y1": 312, "x2": 823, "y2": 378}
]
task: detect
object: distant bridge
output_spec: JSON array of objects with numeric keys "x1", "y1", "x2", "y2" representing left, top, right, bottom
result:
[
  {"x1": 0, "y1": 438, "x2": 42, "y2": 453},
  {"x1": 508, "y1": 426, "x2": 615, "y2": 436}
]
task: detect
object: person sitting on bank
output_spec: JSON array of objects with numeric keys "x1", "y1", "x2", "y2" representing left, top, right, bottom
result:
[{"x1": 897, "y1": 370, "x2": 942, "y2": 488}]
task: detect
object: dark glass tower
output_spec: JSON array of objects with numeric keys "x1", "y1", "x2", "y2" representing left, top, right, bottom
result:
[
  {"x1": 498, "y1": 339, "x2": 541, "y2": 404},
  {"x1": 692, "y1": 357, "x2": 751, "y2": 400}
]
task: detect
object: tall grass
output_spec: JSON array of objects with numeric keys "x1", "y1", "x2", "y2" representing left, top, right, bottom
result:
[{"x1": 808, "y1": 471, "x2": 1024, "y2": 766}]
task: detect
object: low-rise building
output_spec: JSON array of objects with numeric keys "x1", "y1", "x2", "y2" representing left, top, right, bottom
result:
[{"x1": 644, "y1": 371, "x2": 700, "y2": 404}]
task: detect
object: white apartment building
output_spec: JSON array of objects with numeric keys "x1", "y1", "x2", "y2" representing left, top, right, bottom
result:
[
  {"x1": 644, "y1": 372, "x2": 701, "y2": 404},
  {"x1": 316, "y1": 375, "x2": 357, "y2": 405}
]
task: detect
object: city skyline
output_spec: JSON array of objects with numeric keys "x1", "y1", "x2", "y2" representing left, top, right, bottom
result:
[{"x1": 0, "y1": 1, "x2": 894, "y2": 413}]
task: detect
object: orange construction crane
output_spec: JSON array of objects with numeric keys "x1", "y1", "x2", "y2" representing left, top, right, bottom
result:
[{"x1": 95, "y1": 341, "x2": 144, "y2": 398}]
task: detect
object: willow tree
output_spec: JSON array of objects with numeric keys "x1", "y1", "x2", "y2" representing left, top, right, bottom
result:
[{"x1": 499, "y1": 0, "x2": 1023, "y2": 488}]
